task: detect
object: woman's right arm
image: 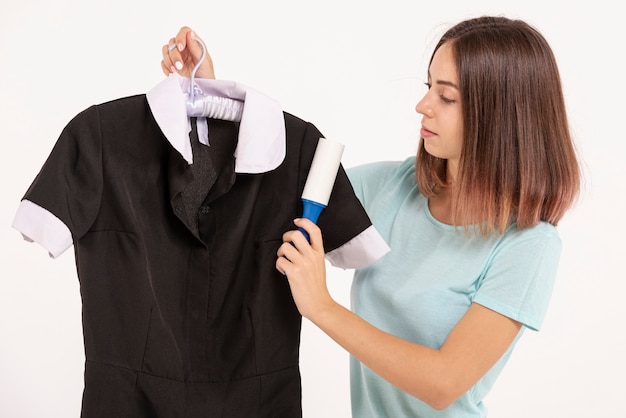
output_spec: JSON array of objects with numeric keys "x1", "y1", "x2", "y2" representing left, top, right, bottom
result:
[{"x1": 277, "y1": 219, "x2": 523, "y2": 410}]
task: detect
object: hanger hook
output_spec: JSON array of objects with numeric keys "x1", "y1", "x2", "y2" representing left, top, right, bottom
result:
[{"x1": 189, "y1": 37, "x2": 207, "y2": 98}]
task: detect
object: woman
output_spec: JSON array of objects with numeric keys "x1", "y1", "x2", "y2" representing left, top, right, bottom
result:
[{"x1": 163, "y1": 16, "x2": 580, "y2": 417}]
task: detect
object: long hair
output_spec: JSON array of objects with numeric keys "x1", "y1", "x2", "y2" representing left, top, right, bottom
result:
[{"x1": 416, "y1": 16, "x2": 580, "y2": 235}]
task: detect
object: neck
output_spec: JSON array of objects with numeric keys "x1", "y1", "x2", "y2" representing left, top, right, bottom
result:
[
  {"x1": 428, "y1": 188, "x2": 454, "y2": 225},
  {"x1": 446, "y1": 160, "x2": 458, "y2": 184}
]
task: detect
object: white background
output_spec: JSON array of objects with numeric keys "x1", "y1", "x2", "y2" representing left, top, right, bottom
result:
[{"x1": 1, "y1": 1, "x2": 624, "y2": 417}]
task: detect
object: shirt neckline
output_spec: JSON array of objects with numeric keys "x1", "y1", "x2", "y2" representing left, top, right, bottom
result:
[{"x1": 146, "y1": 73, "x2": 286, "y2": 174}]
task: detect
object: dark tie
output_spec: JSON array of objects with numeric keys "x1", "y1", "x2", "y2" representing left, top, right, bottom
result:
[{"x1": 181, "y1": 117, "x2": 218, "y2": 235}]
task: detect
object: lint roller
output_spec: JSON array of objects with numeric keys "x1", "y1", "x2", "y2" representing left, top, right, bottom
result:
[{"x1": 299, "y1": 137, "x2": 345, "y2": 241}]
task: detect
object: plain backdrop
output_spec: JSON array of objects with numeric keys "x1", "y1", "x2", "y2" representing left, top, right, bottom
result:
[{"x1": 1, "y1": 1, "x2": 624, "y2": 417}]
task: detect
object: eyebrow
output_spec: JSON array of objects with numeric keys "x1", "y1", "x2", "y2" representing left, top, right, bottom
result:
[
  {"x1": 427, "y1": 71, "x2": 460, "y2": 90},
  {"x1": 435, "y1": 80, "x2": 460, "y2": 89}
]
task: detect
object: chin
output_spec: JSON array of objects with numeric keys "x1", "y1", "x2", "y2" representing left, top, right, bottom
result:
[{"x1": 423, "y1": 144, "x2": 444, "y2": 159}]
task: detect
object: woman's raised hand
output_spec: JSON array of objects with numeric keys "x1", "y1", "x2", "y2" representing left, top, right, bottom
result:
[{"x1": 161, "y1": 26, "x2": 215, "y2": 79}]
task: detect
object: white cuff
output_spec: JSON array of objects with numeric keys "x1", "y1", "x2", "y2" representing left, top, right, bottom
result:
[
  {"x1": 12, "y1": 200, "x2": 73, "y2": 259},
  {"x1": 326, "y1": 225, "x2": 390, "y2": 269}
]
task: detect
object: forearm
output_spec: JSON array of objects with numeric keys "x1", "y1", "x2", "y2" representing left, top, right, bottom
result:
[
  {"x1": 277, "y1": 220, "x2": 522, "y2": 410},
  {"x1": 310, "y1": 301, "x2": 456, "y2": 409}
]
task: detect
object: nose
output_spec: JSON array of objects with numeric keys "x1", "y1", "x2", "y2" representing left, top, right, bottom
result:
[{"x1": 415, "y1": 94, "x2": 432, "y2": 117}]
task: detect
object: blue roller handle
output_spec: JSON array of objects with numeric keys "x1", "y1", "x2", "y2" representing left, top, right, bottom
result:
[{"x1": 298, "y1": 199, "x2": 326, "y2": 242}]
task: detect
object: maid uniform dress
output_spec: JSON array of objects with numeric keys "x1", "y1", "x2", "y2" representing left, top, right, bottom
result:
[{"x1": 13, "y1": 74, "x2": 389, "y2": 417}]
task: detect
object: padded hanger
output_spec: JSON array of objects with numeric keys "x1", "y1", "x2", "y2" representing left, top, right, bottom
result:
[{"x1": 185, "y1": 38, "x2": 243, "y2": 122}]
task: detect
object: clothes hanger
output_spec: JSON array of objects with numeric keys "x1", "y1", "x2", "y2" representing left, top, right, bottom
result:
[{"x1": 185, "y1": 38, "x2": 243, "y2": 122}]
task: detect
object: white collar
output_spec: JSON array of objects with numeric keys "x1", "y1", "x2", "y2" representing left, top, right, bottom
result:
[{"x1": 146, "y1": 73, "x2": 286, "y2": 173}]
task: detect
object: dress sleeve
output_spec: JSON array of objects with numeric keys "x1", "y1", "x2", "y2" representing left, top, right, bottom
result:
[
  {"x1": 472, "y1": 225, "x2": 562, "y2": 331},
  {"x1": 296, "y1": 123, "x2": 390, "y2": 269},
  {"x1": 322, "y1": 163, "x2": 390, "y2": 269},
  {"x1": 12, "y1": 106, "x2": 103, "y2": 258}
]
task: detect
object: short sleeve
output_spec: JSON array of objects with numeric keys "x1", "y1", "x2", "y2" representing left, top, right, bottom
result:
[
  {"x1": 321, "y1": 163, "x2": 390, "y2": 269},
  {"x1": 294, "y1": 123, "x2": 389, "y2": 269},
  {"x1": 12, "y1": 106, "x2": 103, "y2": 257},
  {"x1": 472, "y1": 224, "x2": 562, "y2": 331}
]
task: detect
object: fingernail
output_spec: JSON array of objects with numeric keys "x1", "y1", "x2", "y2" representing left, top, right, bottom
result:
[
  {"x1": 191, "y1": 31, "x2": 196, "y2": 40},
  {"x1": 170, "y1": 66, "x2": 176, "y2": 73},
  {"x1": 177, "y1": 43, "x2": 184, "y2": 52},
  {"x1": 175, "y1": 61, "x2": 183, "y2": 71}
]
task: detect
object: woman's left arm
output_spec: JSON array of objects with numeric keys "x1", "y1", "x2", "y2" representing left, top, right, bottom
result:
[{"x1": 276, "y1": 218, "x2": 522, "y2": 411}]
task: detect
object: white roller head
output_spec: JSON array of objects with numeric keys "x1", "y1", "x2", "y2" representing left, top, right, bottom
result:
[{"x1": 301, "y1": 137, "x2": 345, "y2": 206}]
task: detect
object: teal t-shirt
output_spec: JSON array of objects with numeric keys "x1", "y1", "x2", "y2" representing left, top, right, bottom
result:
[{"x1": 347, "y1": 157, "x2": 562, "y2": 418}]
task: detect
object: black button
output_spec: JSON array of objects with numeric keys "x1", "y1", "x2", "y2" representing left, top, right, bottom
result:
[
  {"x1": 175, "y1": 206, "x2": 182, "y2": 213},
  {"x1": 200, "y1": 205, "x2": 210, "y2": 214}
]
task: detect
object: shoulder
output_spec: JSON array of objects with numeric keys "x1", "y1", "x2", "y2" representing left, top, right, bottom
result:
[
  {"x1": 280, "y1": 112, "x2": 326, "y2": 157},
  {"x1": 283, "y1": 112, "x2": 321, "y2": 136},
  {"x1": 95, "y1": 94, "x2": 148, "y2": 117},
  {"x1": 505, "y1": 221, "x2": 560, "y2": 241},
  {"x1": 67, "y1": 95, "x2": 147, "y2": 126},
  {"x1": 345, "y1": 157, "x2": 418, "y2": 209},
  {"x1": 347, "y1": 157, "x2": 415, "y2": 192},
  {"x1": 476, "y1": 221, "x2": 563, "y2": 330},
  {"x1": 96, "y1": 94, "x2": 146, "y2": 107},
  {"x1": 496, "y1": 221, "x2": 562, "y2": 259},
  {"x1": 283, "y1": 111, "x2": 306, "y2": 128},
  {"x1": 348, "y1": 156, "x2": 414, "y2": 181}
]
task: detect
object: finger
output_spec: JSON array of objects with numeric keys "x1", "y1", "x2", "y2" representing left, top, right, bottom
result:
[
  {"x1": 289, "y1": 228, "x2": 311, "y2": 252},
  {"x1": 161, "y1": 59, "x2": 172, "y2": 76},
  {"x1": 281, "y1": 228, "x2": 300, "y2": 244},
  {"x1": 280, "y1": 228, "x2": 311, "y2": 255},
  {"x1": 276, "y1": 241, "x2": 288, "y2": 258},
  {"x1": 275, "y1": 256, "x2": 290, "y2": 276},
  {"x1": 185, "y1": 30, "x2": 216, "y2": 79},
  {"x1": 161, "y1": 43, "x2": 175, "y2": 74},
  {"x1": 277, "y1": 241, "x2": 300, "y2": 262},
  {"x1": 293, "y1": 218, "x2": 323, "y2": 251},
  {"x1": 165, "y1": 37, "x2": 185, "y2": 72},
  {"x1": 185, "y1": 32, "x2": 205, "y2": 66},
  {"x1": 276, "y1": 241, "x2": 301, "y2": 276},
  {"x1": 162, "y1": 39, "x2": 183, "y2": 74},
  {"x1": 185, "y1": 31, "x2": 212, "y2": 74},
  {"x1": 174, "y1": 26, "x2": 193, "y2": 51}
]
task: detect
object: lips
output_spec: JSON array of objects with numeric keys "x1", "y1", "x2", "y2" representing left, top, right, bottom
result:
[{"x1": 420, "y1": 126, "x2": 436, "y2": 138}]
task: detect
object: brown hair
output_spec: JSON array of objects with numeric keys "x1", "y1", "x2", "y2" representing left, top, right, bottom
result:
[{"x1": 416, "y1": 16, "x2": 580, "y2": 234}]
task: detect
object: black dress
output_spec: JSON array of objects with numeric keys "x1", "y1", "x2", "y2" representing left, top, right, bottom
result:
[{"x1": 15, "y1": 92, "x2": 381, "y2": 417}]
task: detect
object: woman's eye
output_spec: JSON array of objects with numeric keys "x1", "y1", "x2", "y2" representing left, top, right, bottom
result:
[
  {"x1": 439, "y1": 94, "x2": 455, "y2": 104},
  {"x1": 424, "y1": 81, "x2": 456, "y2": 104}
]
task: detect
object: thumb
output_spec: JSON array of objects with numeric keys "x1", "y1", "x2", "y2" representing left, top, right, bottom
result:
[
  {"x1": 185, "y1": 31, "x2": 215, "y2": 79},
  {"x1": 295, "y1": 218, "x2": 324, "y2": 251},
  {"x1": 186, "y1": 32, "x2": 204, "y2": 63}
]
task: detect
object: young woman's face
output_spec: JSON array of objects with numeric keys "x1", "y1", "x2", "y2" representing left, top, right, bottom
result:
[{"x1": 415, "y1": 42, "x2": 464, "y2": 175}]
